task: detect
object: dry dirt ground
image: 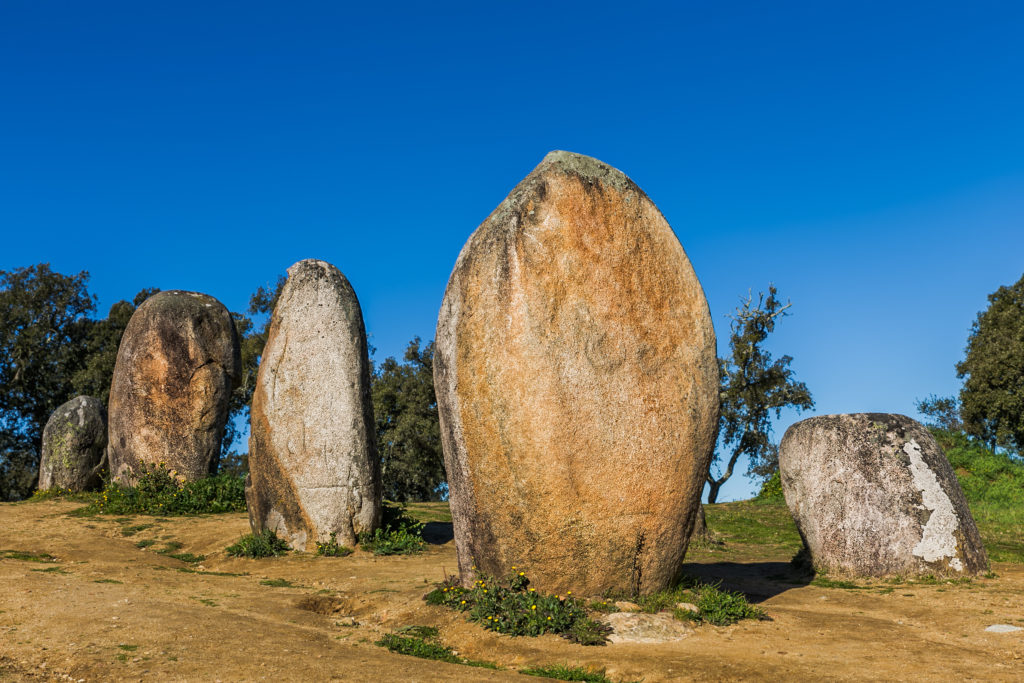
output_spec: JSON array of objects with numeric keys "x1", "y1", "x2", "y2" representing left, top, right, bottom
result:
[{"x1": 2, "y1": 500, "x2": 1023, "y2": 682}]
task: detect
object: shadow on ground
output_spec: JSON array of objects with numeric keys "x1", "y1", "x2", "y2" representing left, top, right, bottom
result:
[
  {"x1": 422, "y1": 521, "x2": 454, "y2": 545},
  {"x1": 682, "y1": 561, "x2": 812, "y2": 602}
]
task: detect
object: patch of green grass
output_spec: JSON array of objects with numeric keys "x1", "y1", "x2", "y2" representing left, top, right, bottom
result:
[
  {"x1": 95, "y1": 578, "x2": 123, "y2": 584},
  {"x1": 167, "y1": 552, "x2": 205, "y2": 564},
  {"x1": 116, "y1": 653, "x2": 129, "y2": 662},
  {"x1": 118, "y1": 644, "x2": 138, "y2": 651},
  {"x1": 135, "y1": 539, "x2": 156, "y2": 549},
  {"x1": 701, "y1": 501, "x2": 803, "y2": 554},
  {"x1": 31, "y1": 566, "x2": 69, "y2": 574},
  {"x1": 156, "y1": 541, "x2": 184, "y2": 553},
  {"x1": 402, "y1": 501, "x2": 452, "y2": 524},
  {"x1": 315, "y1": 533, "x2": 353, "y2": 557},
  {"x1": 358, "y1": 503, "x2": 426, "y2": 556},
  {"x1": 225, "y1": 529, "x2": 290, "y2": 558},
  {"x1": 120, "y1": 524, "x2": 155, "y2": 536},
  {"x1": 425, "y1": 571, "x2": 609, "y2": 645},
  {"x1": 395, "y1": 625, "x2": 439, "y2": 639},
  {"x1": 632, "y1": 576, "x2": 766, "y2": 626},
  {"x1": 811, "y1": 577, "x2": 866, "y2": 590},
  {"x1": 260, "y1": 578, "x2": 296, "y2": 588},
  {"x1": 375, "y1": 633, "x2": 500, "y2": 669},
  {"x1": 76, "y1": 464, "x2": 246, "y2": 516},
  {"x1": 520, "y1": 664, "x2": 636, "y2": 682},
  {"x1": 28, "y1": 487, "x2": 94, "y2": 502},
  {"x1": 192, "y1": 597, "x2": 218, "y2": 607},
  {"x1": 587, "y1": 600, "x2": 619, "y2": 613},
  {"x1": 0, "y1": 550, "x2": 58, "y2": 563}
]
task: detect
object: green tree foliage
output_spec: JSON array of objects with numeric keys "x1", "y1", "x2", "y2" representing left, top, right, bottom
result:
[
  {"x1": 373, "y1": 338, "x2": 445, "y2": 501},
  {"x1": 956, "y1": 273, "x2": 1024, "y2": 454},
  {"x1": 707, "y1": 285, "x2": 814, "y2": 504},
  {"x1": 915, "y1": 394, "x2": 963, "y2": 433}
]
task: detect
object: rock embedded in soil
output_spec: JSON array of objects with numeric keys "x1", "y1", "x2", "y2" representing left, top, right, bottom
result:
[
  {"x1": 38, "y1": 396, "x2": 107, "y2": 492},
  {"x1": 245, "y1": 259, "x2": 380, "y2": 551},
  {"x1": 779, "y1": 413, "x2": 988, "y2": 578},
  {"x1": 107, "y1": 291, "x2": 241, "y2": 484},
  {"x1": 600, "y1": 612, "x2": 694, "y2": 644},
  {"x1": 434, "y1": 150, "x2": 719, "y2": 596}
]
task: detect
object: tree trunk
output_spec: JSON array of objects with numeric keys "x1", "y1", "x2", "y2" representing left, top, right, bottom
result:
[
  {"x1": 706, "y1": 480, "x2": 722, "y2": 504},
  {"x1": 691, "y1": 502, "x2": 709, "y2": 540}
]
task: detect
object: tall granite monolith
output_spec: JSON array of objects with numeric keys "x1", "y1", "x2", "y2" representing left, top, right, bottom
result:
[
  {"x1": 434, "y1": 151, "x2": 719, "y2": 595},
  {"x1": 38, "y1": 395, "x2": 107, "y2": 492},
  {"x1": 245, "y1": 259, "x2": 380, "y2": 551},
  {"x1": 780, "y1": 413, "x2": 988, "y2": 577},
  {"x1": 107, "y1": 291, "x2": 241, "y2": 483}
]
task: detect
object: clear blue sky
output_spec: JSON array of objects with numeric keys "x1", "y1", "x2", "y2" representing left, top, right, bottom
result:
[{"x1": 2, "y1": 1, "x2": 1022, "y2": 500}]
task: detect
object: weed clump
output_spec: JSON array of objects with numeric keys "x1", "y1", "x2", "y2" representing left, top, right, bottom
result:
[
  {"x1": 225, "y1": 529, "x2": 290, "y2": 558},
  {"x1": 79, "y1": 464, "x2": 246, "y2": 516},
  {"x1": 315, "y1": 533, "x2": 353, "y2": 557},
  {"x1": 624, "y1": 575, "x2": 766, "y2": 626},
  {"x1": 358, "y1": 502, "x2": 426, "y2": 555},
  {"x1": 425, "y1": 570, "x2": 610, "y2": 645},
  {"x1": 521, "y1": 664, "x2": 636, "y2": 682},
  {"x1": 375, "y1": 631, "x2": 500, "y2": 669}
]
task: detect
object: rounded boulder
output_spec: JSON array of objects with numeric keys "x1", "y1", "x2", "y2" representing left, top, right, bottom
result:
[
  {"x1": 38, "y1": 395, "x2": 107, "y2": 492},
  {"x1": 434, "y1": 151, "x2": 719, "y2": 595},
  {"x1": 107, "y1": 291, "x2": 241, "y2": 483},
  {"x1": 779, "y1": 413, "x2": 988, "y2": 577}
]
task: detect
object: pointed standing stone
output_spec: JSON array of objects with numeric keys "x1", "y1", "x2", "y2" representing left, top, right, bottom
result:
[
  {"x1": 107, "y1": 291, "x2": 241, "y2": 483},
  {"x1": 38, "y1": 396, "x2": 107, "y2": 492},
  {"x1": 434, "y1": 151, "x2": 719, "y2": 595},
  {"x1": 779, "y1": 413, "x2": 989, "y2": 577},
  {"x1": 245, "y1": 259, "x2": 380, "y2": 551}
]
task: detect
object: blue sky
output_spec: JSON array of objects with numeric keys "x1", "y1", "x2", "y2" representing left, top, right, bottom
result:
[{"x1": 2, "y1": 1, "x2": 1022, "y2": 500}]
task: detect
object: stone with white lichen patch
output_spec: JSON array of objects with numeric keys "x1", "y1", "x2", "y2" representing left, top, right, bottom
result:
[{"x1": 779, "y1": 413, "x2": 988, "y2": 578}]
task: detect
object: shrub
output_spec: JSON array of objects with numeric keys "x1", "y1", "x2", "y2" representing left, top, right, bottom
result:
[
  {"x1": 225, "y1": 529, "x2": 290, "y2": 558},
  {"x1": 79, "y1": 463, "x2": 246, "y2": 516},
  {"x1": 358, "y1": 502, "x2": 426, "y2": 555},
  {"x1": 424, "y1": 570, "x2": 609, "y2": 645},
  {"x1": 755, "y1": 470, "x2": 784, "y2": 502}
]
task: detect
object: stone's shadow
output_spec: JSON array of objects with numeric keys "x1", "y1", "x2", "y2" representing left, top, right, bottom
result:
[
  {"x1": 681, "y1": 561, "x2": 813, "y2": 603},
  {"x1": 422, "y1": 521, "x2": 454, "y2": 545}
]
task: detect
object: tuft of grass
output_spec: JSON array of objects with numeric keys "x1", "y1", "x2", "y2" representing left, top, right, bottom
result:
[
  {"x1": 94, "y1": 579, "x2": 123, "y2": 584},
  {"x1": 632, "y1": 575, "x2": 766, "y2": 626},
  {"x1": 225, "y1": 529, "x2": 290, "y2": 558},
  {"x1": 375, "y1": 633, "x2": 500, "y2": 669},
  {"x1": 135, "y1": 539, "x2": 156, "y2": 549},
  {"x1": 31, "y1": 566, "x2": 69, "y2": 574},
  {"x1": 395, "y1": 625, "x2": 439, "y2": 639},
  {"x1": 811, "y1": 576, "x2": 865, "y2": 590},
  {"x1": 315, "y1": 533, "x2": 353, "y2": 557},
  {"x1": 587, "y1": 600, "x2": 619, "y2": 613},
  {"x1": 520, "y1": 664, "x2": 637, "y2": 682},
  {"x1": 118, "y1": 644, "x2": 138, "y2": 652},
  {"x1": 177, "y1": 568, "x2": 246, "y2": 577},
  {"x1": 76, "y1": 464, "x2": 246, "y2": 516},
  {"x1": 167, "y1": 552, "x2": 205, "y2": 564},
  {"x1": 358, "y1": 502, "x2": 426, "y2": 555},
  {"x1": 1, "y1": 549, "x2": 58, "y2": 563},
  {"x1": 120, "y1": 523, "x2": 155, "y2": 536},
  {"x1": 425, "y1": 570, "x2": 608, "y2": 645},
  {"x1": 260, "y1": 578, "x2": 296, "y2": 588}
]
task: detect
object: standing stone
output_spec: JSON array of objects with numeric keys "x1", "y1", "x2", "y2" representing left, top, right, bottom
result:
[
  {"x1": 38, "y1": 396, "x2": 107, "y2": 492},
  {"x1": 245, "y1": 259, "x2": 380, "y2": 551},
  {"x1": 107, "y1": 291, "x2": 241, "y2": 483},
  {"x1": 435, "y1": 151, "x2": 719, "y2": 596},
  {"x1": 779, "y1": 413, "x2": 988, "y2": 577}
]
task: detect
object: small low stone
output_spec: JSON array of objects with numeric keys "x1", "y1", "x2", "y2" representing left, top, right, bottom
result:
[
  {"x1": 614, "y1": 601, "x2": 640, "y2": 611},
  {"x1": 985, "y1": 624, "x2": 1022, "y2": 633},
  {"x1": 601, "y1": 612, "x2": 693, "y2": 644},
  {"x1": 675, "y1": 602, "x2": 699, "y2": 613}
]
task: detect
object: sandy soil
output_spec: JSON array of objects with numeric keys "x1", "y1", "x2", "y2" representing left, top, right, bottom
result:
[{"x1": 2, "y1": 500, "x2": 1022, "y2": 682}]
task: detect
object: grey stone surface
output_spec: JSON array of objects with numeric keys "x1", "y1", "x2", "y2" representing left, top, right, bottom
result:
[
  {"x1": 107, "y1": 291, "x2": 241, "y2": 483},
  {"x1": 600, "y1": 612, "x2": 693, "y2": 644},
  {"x1": 984, "y1": 624, "x2": 1022, "y2": 633},
  {"x1": 780, "y1": 413, "x2": 988, "y2": 578},
  {"x1": 38, "y1": 396, "x2": 107, "y2": 492},
  {"x1": 434, "y1": 150, "x2": 718, "y2": 596},
  {"x1": 245, "y1": 259, "x2": 380, "y2": 551}
]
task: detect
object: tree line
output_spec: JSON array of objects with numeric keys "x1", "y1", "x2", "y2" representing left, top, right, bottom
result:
[{"x1": 35, "y1": 263, "x2": 1024, "y2": 504}]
